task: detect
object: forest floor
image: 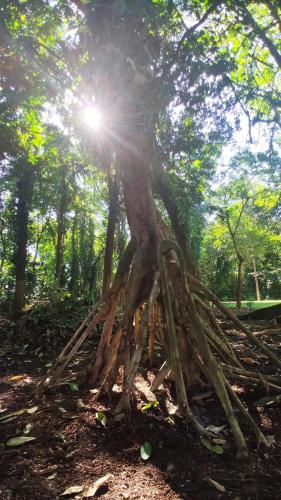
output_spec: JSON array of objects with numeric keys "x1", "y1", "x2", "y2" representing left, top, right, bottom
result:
[{"x1": 1, "y1": 304, "x2": 281, "y2": 499}]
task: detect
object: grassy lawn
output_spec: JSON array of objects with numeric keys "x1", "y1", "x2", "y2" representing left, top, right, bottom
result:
[{"x1": 222, "y1": 300, "x2": 281, "y2": 309}]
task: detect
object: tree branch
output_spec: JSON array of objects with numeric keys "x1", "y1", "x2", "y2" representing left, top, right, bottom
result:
[
  {"x1": 161, "y1": 1, "x2": 221, "y2": 78},
  {"x1": 238, "y1": 3, "x2": 281, "y2": 69}
]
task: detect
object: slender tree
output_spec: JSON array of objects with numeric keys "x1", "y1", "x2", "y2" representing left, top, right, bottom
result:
[{"x1": 13, "y1": 161, "x2": 34, "y2": 313}]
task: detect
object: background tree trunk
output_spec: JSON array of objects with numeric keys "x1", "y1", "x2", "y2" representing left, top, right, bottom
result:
[
  {"x1": 236, "y1": 256, "x2": 244, "y2": 308},
  {"x1": 252, "y1": 256, "x2": 261, "y2": 301},
  {"x1": 69, "y1": 213, "x2": 79, "y2": 293},
  {"x1": 54, "y1": 166, "x2": 68, "y2": 288},
  {"x1": 102, "y1": 170, "x2": 119, "y2": 296},
  {"x1": 14, "y1": 162, "x2": 33, "y2": 314}
]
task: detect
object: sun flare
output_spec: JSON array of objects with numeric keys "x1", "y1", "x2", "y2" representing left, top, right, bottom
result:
[{"x1": 82, "y1": 105, "x2": 103, "y2": 130}]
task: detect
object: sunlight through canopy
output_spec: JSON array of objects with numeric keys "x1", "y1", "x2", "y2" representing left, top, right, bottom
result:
[{"x1": 82, "y1": 105, "x2": 103, "y2": 130}]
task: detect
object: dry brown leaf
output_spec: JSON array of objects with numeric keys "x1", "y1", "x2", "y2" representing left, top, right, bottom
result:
[
  {"x1": 60, "y1": 485, "x2": 83, "y2": 496},
  {"x1": 206, "y1": 477, "x2": 226, "y2": 492},
  {"x1": 9, "y1": 375, "x2": 26, "y2": 381},
  {"x1": 83, "y1": 474, "x2": 112, "y2": 497},
  {"x1": 241, "y1": 357, "x2": 258, "y2": 365}
]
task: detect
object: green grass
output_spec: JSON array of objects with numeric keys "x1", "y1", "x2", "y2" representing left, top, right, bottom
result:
[{"x1": 222, "y1": 300, "x2": 281, "y2": 309}]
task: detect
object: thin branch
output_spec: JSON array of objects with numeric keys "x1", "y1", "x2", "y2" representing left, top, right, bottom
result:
[
  {"x1": 161, "y1": 1, "x2": 221, "y2": 78},
  {"x1": 238, "y1": 2, "x2": 281, "y2": 69}
]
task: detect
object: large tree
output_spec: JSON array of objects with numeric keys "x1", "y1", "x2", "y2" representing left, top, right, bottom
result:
[{"x1": 2, "y1": 0, "x2": 281, "y2": 457}]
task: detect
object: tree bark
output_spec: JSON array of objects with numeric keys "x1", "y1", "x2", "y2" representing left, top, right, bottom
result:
[
  {"x1": 54, "y1": 166, "x2": 68, "y2": 288},
  {"x1": 102, "y1": 170, "x2": 119, "y2": 296},
  {"x1": 69, "y1": 213, "x2": 79, "y2": 293},
  {"x1": 236, "y1": 256, "x2": 244, "y2": 308},
  {"x1": 154, "y1": 163, "x2": 198, "y2": 276},
  {"x1": 32, "y1": 220, "x2": 45, "y2": 272},
  {"x1": 252, "y1": 256, "x2": 261, "y2": 301},
  {"x1": 13, "y1": 162, "x2": 33, "y2": 314}
]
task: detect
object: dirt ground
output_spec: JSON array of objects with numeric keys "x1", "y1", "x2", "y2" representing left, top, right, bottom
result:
[{"x1": 1, "y1": 310, "x2": 281, "y2": 499}]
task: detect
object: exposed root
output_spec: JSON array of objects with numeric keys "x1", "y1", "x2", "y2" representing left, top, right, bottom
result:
[
  {"x1": 159, "y1": 242, "x2": 221, "y2": 439},
  {"x1": 38, "y1": 237, "x2": 281, "y2": 459},
  {"x1": 220, "y1": 363, "x2": 281, "y2": 386},
  {"x1": 223, "y1": 376, "x2": 268, "y2": 450},
  {"x1": 189, "y1": 275, "x2": 281, "y2": 371},
  {"x1": 114, "y1": 272, "x2": 160, "y2": 414},
  {"x1": 92, "y1": 326, "x2": 123, "y2": 400},
  {"x1": 150, "y1": 361, "x2": 171, "y2": 392},
  {"x1": 254, "y1": 328, "x2": 281, "y2": 337},
  {"x1": 38, "y1": 239, "x2": 135, "y2": 390},
  {"x1": 194, "y1": 293, "x2": 243, "y2": 368},
  {"x1": 148, "y1": 303, "x2": 158, "y2": 367}
]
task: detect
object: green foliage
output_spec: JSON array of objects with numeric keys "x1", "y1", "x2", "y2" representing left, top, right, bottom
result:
[
  {"x1": 140, "y1": 442, "x2": 152, "y2": 460},
  {"x1": 200, "y1": 150, "x2": 280, "y2": 300},
  {"x1": 95, "y1": 411, "x2": 107, "y2": 428}
]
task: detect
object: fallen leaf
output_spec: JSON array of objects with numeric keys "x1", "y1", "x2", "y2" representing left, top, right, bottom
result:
[
  {"x1": 83, "y1": 474, "x2": 112, "y2": 497},
  {"x1": 241, "y1": 357, "x2": 258, "y2": 365},
  {"x1": 23, "y1": 423, "x2": 32, "y2": 434},
  {"x1": 141, "y1": 400, "x2": 159, "y2": 411},
  {"x1": 59, "y1": 407, "x2": 67, "y2": 413},
  {"x1": 140, "y1": 441, "x2": 152, "y2": 460},
  {"x1": 9, "y1": 375, "x2": 26, "y2": 381},
  {"x1": 206, "y1": 424, "x2": 226, "y2": 435},
  {"x1": 26, "y1": 406, "x2": 38, "y2": 414},
  {"x1": 60, "y1": 485, "x2": 83, "y2": 496},
  {"x1": 69, "y1": 383, "x2": 79, "y2": 392},
  {"x1": 206, "y1": 477, "x2": 225, "y2": 493},
  {"x1": 47, "y1": 473, "x2": 57, "y2": 480},
  {"x1": 0, "y1": 405, "x2": 38, "y2": 422},
  {"x1": 166, "y1": 416, "x2": 175, "y2": 425},
  {"x1": 95, "y1": 411, "x2": 107, "y2": 428},
  {"x1": 201, "y1": 437, "x2": 224, "y2": 454},
  {"x1": 89, "y1": 389, "x2": 98, "y2": 395},
  {"x1": 6, "y1": 436, "x2": 36, "y2": 447},
  {"x1": 0, "y1": 416, "x2": 18, "y2": 424},
  {"x1": 77, "y1": 399, "x2": 85, "y2": 409},
  {"x1": 0, "y1": 409, "x2": 26, "y2": 421}
]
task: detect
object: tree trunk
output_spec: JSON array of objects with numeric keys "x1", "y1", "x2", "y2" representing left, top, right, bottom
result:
[
  {"x1": 154, "y1": 162, "x2": 198, "y2": 276},
  {"x1": 116, "y1": 205, "x2": 127, "y2": 263},
  {"x1": 43, "y1": 136, "x2": 275, "y2": 457},
  {"x1": 54, "y1": 167, "x2": 68, "y2": 288},
  {"x1": 13, "y1": 162, "x2": 33, "y2": 314},
  {"x1": 0, "y1": 218, "x2": 6, "y2": 277},
  {"x1": 102, "y1": 170, "x2": 119, "y2": 295},
  {"x1": 252, "y1": 256, "x2": 261, "y2": 301},
  {"x1": 69, "y1": 213, "x2": 79, "y2": 293},
  {"x1": 236, "y1": 256, "x2": 244, "y2": 308}
]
